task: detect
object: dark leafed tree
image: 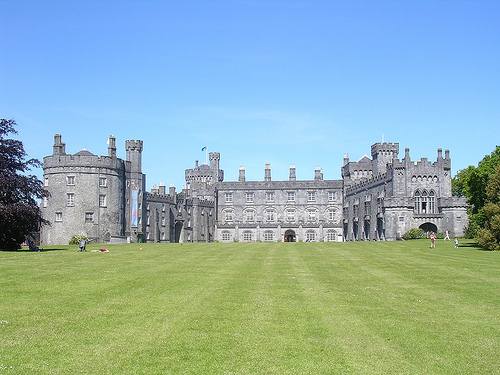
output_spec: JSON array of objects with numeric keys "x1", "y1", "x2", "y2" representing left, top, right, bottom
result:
[
  {"x1": 476, "y1": 165, "x2": 500, "y2": 250},
  {"x1": 0, "y1": 119, "x2": 49, "y2": 250}
]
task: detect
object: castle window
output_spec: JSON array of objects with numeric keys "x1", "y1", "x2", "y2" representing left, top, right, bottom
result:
[
  {"x1": 245, "y1": 192, "x2": 254, "y2": 203},
  {"x1": 326, "y1": 230, "x2": 337, "y2": 242},
  {"x1": 99, "y1": 194, "x2": 106, "y2": 207},
  {"x1": 328, "y1": 192, "x2": 336, "y2": 201},
  {"x1": 308, "y1": 192, "x2": 316, "y2": 202},
  {"x1": 43, "y1": 197, "x2": 48, "y2": 208},
  {"x1": 287, "y1": 192, "x2": 295, "y2": 202},
  {"x1": 266, "y1": 192, "x2": 275, "y2": 202},
  {"x1": 222, "y1": 231, "x2": 231, "y2": 242},
  {"x1": 307, "y1": 209, "x2": 317, "y2": 222},
  {"x1": 55, "y1": 212, "x2": 62, "y2": 222},
  {"x1": 243, "y1": 231, "x2": 253, "y2": 242},
  {"x1": 99, "y1": 177, "x2": 107, "y2": 187},
  {"x1": 162, "y1": 204, "x2": 165, "y2": 212},
  {"x1": 67, "y1": 176, "x2": 75, "y2": 185},
  {"x1": 161, "y1": 232, "x2": 166, "y2": 240},
  {"x1": 364, "y1": 201, "x2": 371, "y2": 215},
  {"x1": 85, "y1": 212, "x2": 94, "y2": 223},
  {"x1": 265, "y1": 210, "x2": 275, "y2": 223},
  {"x1": 286, "y1": 209, "x2": 296, "y2": 222},
  {"x1": 328, "y1": 209, "x2": 336, "y2": 222},
  {"x1": 44, "y1": 177, "x2": 49, "y2": 186},
  {"x1": 414, "y1": 190, "x2": 435, "y2": 214},
  {"x1": 225, "y1": 193, "x2": 233, "y2": 203},
  {"x1": 264, "y1": 231, "x2": 274, "y2": 242},
  {"x1": 161, "y1": 217, "x2": 166, "y2": 226},
  {"x1": 67, "y1": 193, "x2": 74, "y2": 206},
  {"x1": 245, "y1": 210, "x2": 255, "y2": 223},
  {"x1": 224, "y1": 210, "x2": 234, "y2": 222},
  {"x1": 306, "y1": 230, "x2": 316, "y2": 242}
]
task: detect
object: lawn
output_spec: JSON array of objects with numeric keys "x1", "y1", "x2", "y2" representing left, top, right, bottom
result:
[{"x1": 1, "y1": 240, "x2": 499, "y2": 374}]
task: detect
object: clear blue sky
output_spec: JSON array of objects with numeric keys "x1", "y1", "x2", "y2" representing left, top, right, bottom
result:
[{"x1": 1, "y1": 0, "x2": 499, "y2": 190}]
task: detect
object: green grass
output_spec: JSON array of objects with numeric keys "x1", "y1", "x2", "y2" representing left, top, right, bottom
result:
[{"x1": 1, "y1": 240, "x2": 499, "y2": 374}]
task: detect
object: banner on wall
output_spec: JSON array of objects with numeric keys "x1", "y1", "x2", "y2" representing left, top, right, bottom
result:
[{"x1": 131, "y1": 190, "x2": 138, "y2": 227}]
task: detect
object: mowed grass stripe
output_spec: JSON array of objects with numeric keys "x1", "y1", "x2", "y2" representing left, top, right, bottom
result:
[{"x1": 1, "y1": 240, "x2": 499, "y2": 374}]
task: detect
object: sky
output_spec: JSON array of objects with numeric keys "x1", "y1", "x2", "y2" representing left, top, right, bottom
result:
[{"x1": 1, "y1": 0, "x2": 499, "y2": 190}]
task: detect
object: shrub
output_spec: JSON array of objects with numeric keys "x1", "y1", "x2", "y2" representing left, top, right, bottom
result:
[
  {"x1": 69, "y1": 234, "x2": 89, "y2": 245},
  {"x1": 402, "y1": 228, "x2": 425, "y2": 240}
]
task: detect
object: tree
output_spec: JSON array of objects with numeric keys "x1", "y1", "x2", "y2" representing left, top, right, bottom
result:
[
  {"x1": 476, "y1": 165, "x2": 500, "y2": 250},
  {"x1": 0, "y1": 119, "x2": 49, "y2": 250},
  {"x1": 452, "y1": 146, "x2": 500, "y2": 237}
]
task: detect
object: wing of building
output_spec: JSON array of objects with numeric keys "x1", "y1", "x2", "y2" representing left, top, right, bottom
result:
[{"x1": 40, "y1": 135, "x2": 468, "y2": 245}]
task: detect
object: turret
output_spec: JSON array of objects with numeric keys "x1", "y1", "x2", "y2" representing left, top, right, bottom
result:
[
  {"x1": 126, "y1": 140, "x2": 143, "y2": 173},
  {"x1": 371, "y1": 142, "x2": 399, "y2": 175}
]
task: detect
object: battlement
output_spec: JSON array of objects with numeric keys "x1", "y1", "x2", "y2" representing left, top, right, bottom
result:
[
  {"x1": 371, "y1": 142, "x2": 399, "y2": 157},
  {"x1": 43, "y1": 153, "x2": 126, "y2": 171},
  {"x1": 345, "y1": 172, "x2": 390, "y2": 195},
  {"x1": 125, "y1": 140, "x2": 143, "y2": 151}
]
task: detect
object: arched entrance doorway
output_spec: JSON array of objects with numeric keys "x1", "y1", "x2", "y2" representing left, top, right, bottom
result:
[
  {"x1": 376, "y1": 217, "x2": 384, "y2": 240},
  {"x1": 174, "y1": 221, "x2": 183, "y2": 243},
  {"x1": 284, "y1": 229, "x2": 296, "y2": 242},
  {"x1": 419, "y1": 222, "x2": 437, "y2": 234}
]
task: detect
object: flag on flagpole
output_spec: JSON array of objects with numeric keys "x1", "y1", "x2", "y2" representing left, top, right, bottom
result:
[{"x1": 201, "y1": 146, "x2": 207, "y2": 151}]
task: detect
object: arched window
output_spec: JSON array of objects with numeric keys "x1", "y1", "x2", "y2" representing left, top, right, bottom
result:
[
  {"x1": 326, "y1": 230, "x2": 337, "y2": 242},
  {"x1": 414, "y1": 190, "x2": 436, "y2": 214}
]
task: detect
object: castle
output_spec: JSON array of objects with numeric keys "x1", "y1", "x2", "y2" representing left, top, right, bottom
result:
[{"x1": 40, "y1": 135, "x2": 468, "y2": 245}]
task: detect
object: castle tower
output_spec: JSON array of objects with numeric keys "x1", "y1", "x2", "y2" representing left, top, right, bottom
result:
[
  {"x1": 209, "y1": 152, "x2": 224, "y2": 183},
  {"x1": 41, "y1": 135, "x2": 127, "y2": 245},
  {"x1": 371, "y1": 142, "x2": 399, "y2": 176},
  {"x1": 125, "y1": 140, "x2": 145, "y2": 243}
]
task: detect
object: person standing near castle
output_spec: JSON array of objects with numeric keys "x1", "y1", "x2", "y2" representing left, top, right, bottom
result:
[
  {"x1": 444, "y1": 229, "x2": 451, "y2": 241},
  {"x1": 455, "y1": 238, "x2": 459, "y2": 248},
  {"x1": 430, "y1": 232, "x2": 436, "y2": 248}
]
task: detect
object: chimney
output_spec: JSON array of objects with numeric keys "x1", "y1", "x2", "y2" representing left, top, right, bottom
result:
[
  {"x1": 159, "y1": 182, "x2": 166, "y2": 195},
  {"x1": 169, "y1": 183, "x2": 176, "y2": 196},
  {"x1": 108, "y1": 135, "x2": 116, "y2": 157},
  {"x1": 195, "y1": 160, "x2": 199, "y2": 168},
  {"x1": 445, "y1": 149, "x2": 450, "y2": 160},
  {"x1": 314, "y1": 167, "x2": 323, "y2": 180},
  {"x1": 265, "y1": 164, "x2": 271, "y2": 181},
  {"x1": 289, "y1": 164, "x2": 296, "y2": 181},
  {"x1": 437, "y1": 148, "x2": 443, "y2": 160},
  {"x1": 343, "y1": 153, "x2": 349, "y2": 165},
  {"x1": 239, "y1": 166, "x2": 245, "y2": 182},
  {"x1": 53, "y1": 134, "x2": 66, "y2": 155}
]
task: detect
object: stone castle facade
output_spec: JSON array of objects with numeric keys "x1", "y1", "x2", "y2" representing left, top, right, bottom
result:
[{"x1": 40, "y1": 135, "x2": 468, "y2": 245}]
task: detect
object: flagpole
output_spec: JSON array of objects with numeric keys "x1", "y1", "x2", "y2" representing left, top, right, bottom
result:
[{"x1": 205, "y1": 147, "x2": 208, "y2": 165}]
